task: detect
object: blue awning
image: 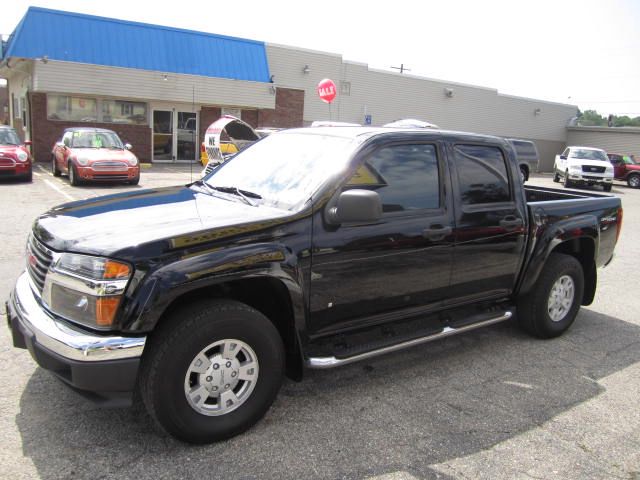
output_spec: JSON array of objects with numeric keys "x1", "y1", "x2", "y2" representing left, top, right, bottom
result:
[{"x1": 3, "y1": 7, "x2": 271, "y2": 83}]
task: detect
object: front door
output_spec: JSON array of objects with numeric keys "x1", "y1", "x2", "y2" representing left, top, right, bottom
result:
[
  {"x1": 309, "y1": 141, "x2": 455, "y2": 337},
  {"x1": 152, "y1": 109, "x2": 198, "y2": 162}
]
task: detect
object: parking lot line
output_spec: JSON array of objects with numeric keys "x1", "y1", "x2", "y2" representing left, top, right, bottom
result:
[{"x1": 43, "y1": 179, "x2": 75, "y2": 201}]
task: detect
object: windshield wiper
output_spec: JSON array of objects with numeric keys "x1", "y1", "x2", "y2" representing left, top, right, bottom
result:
[
  {"x1": 210, "y1": 185, "x2": 262, "y2": 206},
  {"x1": 193, "y1": 182, "x2": 261, "y2": 206}
]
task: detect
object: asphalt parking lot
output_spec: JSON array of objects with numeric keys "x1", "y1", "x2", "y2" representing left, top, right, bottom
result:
[{"x1": 1, "y1": 165, "x2": 639, "y2": 480}]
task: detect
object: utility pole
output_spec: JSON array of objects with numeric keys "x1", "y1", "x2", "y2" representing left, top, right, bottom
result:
[{"x1": 391, "y1": 64, "x2": 411, "y2": 74}]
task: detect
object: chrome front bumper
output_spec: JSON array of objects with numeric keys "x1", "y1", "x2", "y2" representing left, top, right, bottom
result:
[{"x1": 8, "y1": 271, "x2": 145, "y2": 362}]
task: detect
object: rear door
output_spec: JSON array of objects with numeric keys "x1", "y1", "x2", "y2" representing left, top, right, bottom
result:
[{"x1": 447, "y1": 142, "x2": 527, "y2": 303}]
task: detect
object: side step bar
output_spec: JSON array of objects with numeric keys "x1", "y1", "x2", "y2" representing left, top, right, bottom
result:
[{"x1": 306, "y1": 311, "x2": 512, "y2": 369}]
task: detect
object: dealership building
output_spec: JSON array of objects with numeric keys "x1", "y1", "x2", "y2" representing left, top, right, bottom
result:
[{"x1": 2, "y1": 7, "x2": 638, "y2": 170}]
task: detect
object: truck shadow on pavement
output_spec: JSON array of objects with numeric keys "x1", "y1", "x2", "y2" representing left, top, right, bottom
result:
[{"x1": 16, "y1": 309, "x2": 640, "y2": 480}]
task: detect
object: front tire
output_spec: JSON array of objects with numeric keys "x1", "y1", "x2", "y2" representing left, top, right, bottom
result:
[
  {"x1": 68, "y1": 162, "x2": 80, "y2": 186},
  {"x1": 52, "y1": 156, "x2": 61, "y2": 177},
  {"x1": 627, "y1": 174, "x2": 640, "y2": 188},
  {"x1": 603, "y1": 184, "x2": 612, "y2": 192},
  {"x1": 139, "y1": 300, "x2": 285, "y2": 444},
  {"x1": 562, "y1": 170, "x2": 573, "y2": 188},
  {"x1": 517, "y1": 253, "x2": 584, "y2": 339}
]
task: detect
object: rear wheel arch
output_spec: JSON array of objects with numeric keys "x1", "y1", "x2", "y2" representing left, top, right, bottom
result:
[
  {"x1": 151, "y1": 276, "x2": 304, "y2": 380},
  {"x1": 549, "y1": 237, "x2": 596, "y2": 305}
]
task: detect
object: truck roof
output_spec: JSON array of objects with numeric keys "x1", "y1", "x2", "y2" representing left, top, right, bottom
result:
[{"x1": 282, "y1": 126, "x2": 508, "y2": 145}]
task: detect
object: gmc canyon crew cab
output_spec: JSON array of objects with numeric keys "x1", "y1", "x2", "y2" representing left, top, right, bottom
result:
[
  {"x1": 7, "y1": 127, "x2": 622, "y2": 444},
  {"x1": 553, "y1": 146, "x2": 614, "y2": 191}
]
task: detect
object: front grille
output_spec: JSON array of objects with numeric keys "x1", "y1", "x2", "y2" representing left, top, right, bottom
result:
[
  {"x1": 0, "y1": 158, "x2": 16, "y2": 167},
  {"x1": 92, "y1": 174, "x2": 129, "y2": 180},
  {"x1": 27, "y1": 234, "x2": 54, "y2": 294},
  {"x1": 92, "y1": 161, "x2": 128, "y2": 171},
  {"x1": 582, "y1": 165, "x2": 606, "y2": 173}
]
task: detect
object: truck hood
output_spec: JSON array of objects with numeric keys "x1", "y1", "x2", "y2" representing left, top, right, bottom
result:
[
  {"x1": 567, "y1": 159, "x2": 611, "y2": 168},
  {"x1": 33, "y1": 185, "x2": 291, "y2": 258}
]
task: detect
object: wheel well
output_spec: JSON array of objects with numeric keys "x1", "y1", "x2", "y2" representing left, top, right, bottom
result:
[
  {"x1": 159, "y1": 278, "x2": 303, "y2": 380},
  {"x1": 551, "y1": 238, "x2": 597, "y2": 305}
]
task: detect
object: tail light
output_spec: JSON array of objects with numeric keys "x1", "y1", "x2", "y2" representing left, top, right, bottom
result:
[{"x1": 616, "y1": 207, "x2": 623, "y2": 243}]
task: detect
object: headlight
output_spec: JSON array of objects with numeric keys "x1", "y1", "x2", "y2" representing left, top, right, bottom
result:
[
  {"x1": 76, "y1": 156, "x2": 89, "y2": 166},
  {"x1": 128, "y1": 156, "x2": 138, "y2": 166},
  {"x1": 569, "y1": 165, "x2": 582, "y2": 173},
  {"x1": 42, "y1": 253, "x2": 132, "y2": 329},
  {"x1": 16, "y1": 151, "x2": 29, "y2": 162},
  {"x1": 606, "y1": 166, "x2": 613, "y2": 173}
]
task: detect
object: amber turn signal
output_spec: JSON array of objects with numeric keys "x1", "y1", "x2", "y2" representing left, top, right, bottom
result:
[
  {"x1": 96, "y1": 297, "x2": 121, "y2": 326},
  {"x1": 103, "y1": 260, "x2": 131, "y2": 279}
]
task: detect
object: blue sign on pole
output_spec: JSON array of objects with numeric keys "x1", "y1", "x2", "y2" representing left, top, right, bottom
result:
[{"x1": 364, "y1": 114, "x2": 372, "y2": 125}]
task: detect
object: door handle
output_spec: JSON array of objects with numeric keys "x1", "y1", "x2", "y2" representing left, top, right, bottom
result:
[
  {"x1": 423, "y1": 224, "x2": 452, "y2": 241},
  {"x1": 499, "y1": 216, "x2": 524, "y2": 230}
]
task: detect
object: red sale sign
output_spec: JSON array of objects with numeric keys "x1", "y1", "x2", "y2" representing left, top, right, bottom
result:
[{"x1": 317, "y1": 78, "x2": 337, "y2": 103}]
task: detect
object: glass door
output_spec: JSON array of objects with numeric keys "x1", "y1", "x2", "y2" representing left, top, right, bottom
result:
[
  {"x1": 153, "y1": 110, "x2": 173, "y2": 161},
  {"x1": 177, "y1": 111, "x2": 197, "y2": 162}
]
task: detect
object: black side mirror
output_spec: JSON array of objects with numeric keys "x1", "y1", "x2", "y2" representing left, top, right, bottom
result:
[
  {"x1": 327, "y1": 189, "x2": 382, "y2": 225},
  {"x1": 560, "y1": 155, "x2": 567, "y2": 160}
]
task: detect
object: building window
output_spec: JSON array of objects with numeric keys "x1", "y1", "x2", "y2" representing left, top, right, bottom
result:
[
  {"x1": 340, "y1": 81, "x2": 351, "y2": 96},
  {"x1": 47, "y1": 95, "x2": 97, "y2": 122},
  {"x1": 102, "y1": 99, "x2": 147, "y2": 125},
  {"x1": 12, "y1": 95, "x2": 21, "y2": 119}
]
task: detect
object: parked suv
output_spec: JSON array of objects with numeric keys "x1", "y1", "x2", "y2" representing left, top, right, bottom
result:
[
  {"x1": 506, "y1": 138, "x2": 539, "y2": 183},
  {"x1": 0, "y1": 126, "x2": 32, "y2": 182},
  {"x1": 607, "y1": 153, "x2": 640, "y2": 188},
  {"x1": 553, "y1": 146, "x2": 614, "y2": 191}
]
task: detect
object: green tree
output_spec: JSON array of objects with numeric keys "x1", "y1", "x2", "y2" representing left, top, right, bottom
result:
[{"x1": 578, "y1": 110, "x2": 606, "y2": 126}]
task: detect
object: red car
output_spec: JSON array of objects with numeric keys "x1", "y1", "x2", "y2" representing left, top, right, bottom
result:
[
  {"x1": 608, "y1": 153, "x2": 640, "y2": 188},
  {"x1": 52, "y1": 128, "x2": 140, "y2": 186},
  {"x1": 0, "y1": 126, "x2": 32, "y2": 182}
]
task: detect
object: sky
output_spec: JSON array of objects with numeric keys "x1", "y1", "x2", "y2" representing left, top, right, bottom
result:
[{"x1": 1, "y1": 0, "x2": 639, "y2": 117}]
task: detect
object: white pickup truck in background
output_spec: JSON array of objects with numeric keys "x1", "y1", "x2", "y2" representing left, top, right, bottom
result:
[{"x1": 553, "y1": 146, "x2": 614, "y2": 191}]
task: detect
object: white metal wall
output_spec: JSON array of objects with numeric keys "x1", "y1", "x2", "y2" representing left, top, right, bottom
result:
[
  {"x1": 33, "y1": 61, "x2": 276, "y2": 109},
  {"x1": 567, "y1": 127, "x2": 640, "y2": 157},
  {"x1": 267, "y1": 44, "x2": 576, "y2": 143}
]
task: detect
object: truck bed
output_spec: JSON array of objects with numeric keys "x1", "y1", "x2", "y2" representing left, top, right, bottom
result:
[{"x1": 524, "y1": 185, "x2": 612, "y2": 204}]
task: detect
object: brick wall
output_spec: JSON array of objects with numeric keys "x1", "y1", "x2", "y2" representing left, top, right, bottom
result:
[
  {"x1": 29, "y1": 92, "x2": 152, "y2": 163},
  {"x1": 241, "y1": 110, "x2": 258, "y2": 128},
  {"x1": 258, "y1": 87, "x2": 304, "y2": 128}
]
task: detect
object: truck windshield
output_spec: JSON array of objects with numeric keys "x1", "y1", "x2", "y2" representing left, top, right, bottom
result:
[
  {"x1": 570, "y1": 149, "x2": 608, "y2": 161},
  {"x1": 203, "y1": 131, "x2": 359, "y2": 211}
]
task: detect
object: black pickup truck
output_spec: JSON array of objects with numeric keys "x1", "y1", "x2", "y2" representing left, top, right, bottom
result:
[{"x1": 7, "y1": 127, "x2": 622, "y2": 443}]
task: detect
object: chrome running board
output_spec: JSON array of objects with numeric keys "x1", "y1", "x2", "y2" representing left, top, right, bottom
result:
[{"x1": 306, "y1": 311, "x2": 512, "y2": 369}]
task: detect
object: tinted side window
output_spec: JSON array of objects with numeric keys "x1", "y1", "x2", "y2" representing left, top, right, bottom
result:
[
  {"x1": 454, "y1": 144, "x2": 510, "y2": 205},
  {"x1": 347, "y1": 144, "x2": 440, "y2": 212}
]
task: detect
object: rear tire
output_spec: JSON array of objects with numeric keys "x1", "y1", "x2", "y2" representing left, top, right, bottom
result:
[
  {"x1": 553, "y1": 168, "x2": 560, "y2": 183},
  {"x1": 627, "y1": 174, "x2": 640, "y2": 188},
  {"x1": 139, "y1": 300, "x2": 285, "y2": 444},
  {"x1": 519, "y1": 166, "x2": 528, "y2": 184},
  {"x1": 517, "y1": 253, "x2": 584, "y2": 339}
]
